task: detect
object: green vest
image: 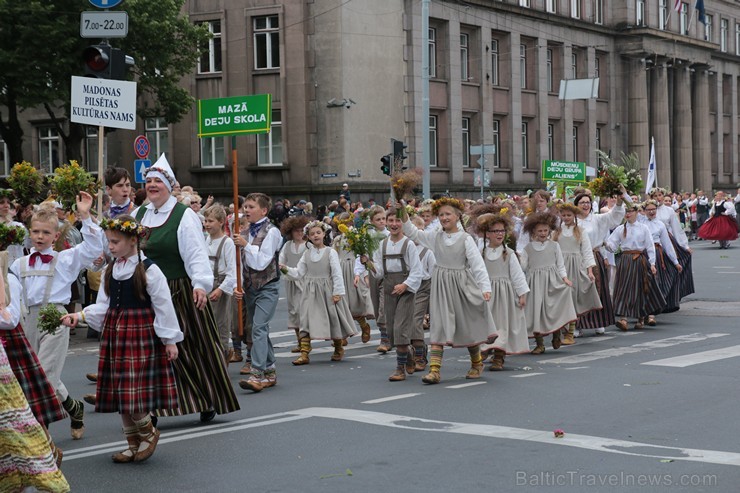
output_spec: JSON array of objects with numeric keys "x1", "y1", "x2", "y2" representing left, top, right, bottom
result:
[{"x1": 135, "y1": 202, "x2": 188, "y2": 280}]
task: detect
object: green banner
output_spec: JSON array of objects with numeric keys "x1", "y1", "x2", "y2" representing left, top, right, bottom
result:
[
  {"x1": 541, "y1": 160, "x2": 586, "y2": 182},
  {"x1": 197, "y1": 94, "x2": 271, "y2": 137}
]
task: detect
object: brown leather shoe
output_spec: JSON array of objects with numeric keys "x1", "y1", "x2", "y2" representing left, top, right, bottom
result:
[
  {"x1": 292, "y1": 353, "x2": 310, "y2": 365},
  {"x1": 421, "y1": 370, "x2": 441, "y2": 384},
  {"x1": 376, "y1": 340, "x2": 391, "y2": 353},
  {"x1": 83, "y1": 393, "x2": 96, "y2": 406},
  {"x1": 359, "y1": 320, "x2": 371, "y2": 343},
  {"x1": 405, "y1": 352, "x2": 416, "y2": 375},
  {"x1": 551, "y1": 333, "x2": 562, "y2": 350},
  {"x1": 133, "y1": 424, "x2": 160, "y2": 463},
  {"x1": 331, "y1": 342, "x2": 345, "y2": 361},
  {"x1": 388, "y1": 369, "x2": 406, "y2": 381},
  {"x1": 239, "y1": 360, "x2": 252, "y2": 375},
  {"x1": 263, "y1": 370, "x2": 277, "y2": 388},
  {"x1": 85, "y1": 373, "x2": 97, "y2": 382},
  {"x1": 112, "y1": 436, "x2": 140, "y2": 463},
  {"x1": 228, "y1": 349, "x2": 244, "y2": 363},
  {"x1": 466, "y1": 363, "x2": 484, "y2": 379},
  {"x1": 615, "y1": 319, "x2": 629, "y2": 331},
  {"x1": 239, "y1": 376, "x2": 264, "y2": 392},
  {"x1": 530, "y1": 345, "x2": 546, "y2": 355},
  {"x1": 647, "y1": 315, "x2": 657, "y2": 326}
]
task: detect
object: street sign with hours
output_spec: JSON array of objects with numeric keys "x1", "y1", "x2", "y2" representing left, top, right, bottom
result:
[
  {"x1": 80, "y1": 11, "x2": 128, "y2": 38},
  {"x1": 89, "y1": 0, "x2": 124, "y2": 8},
  {"x1": 541, "y1": 160, "x2": 586, "y2": 182},
  {"x1": 134, "y1": 135, "x2": 150, "y2": 159},
  {"x1": 197, "y1": 94, "x2": 272, "y2": 137}
]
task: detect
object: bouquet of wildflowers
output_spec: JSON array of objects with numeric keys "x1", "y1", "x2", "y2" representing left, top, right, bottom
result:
[
  {"x1": 589, "y1": 151, "x2": 644, "y2": 197},
  {"x1": 38, "y1": 304, "x2": 64, "y2": 335},
  {"x1": 337, "y1": 223, "x2": 384, "y2": 271},
  {"x1": 0, "y1": 223, "x2": 26, "y2": 251},
  {"x1": 391, "y1": 169, "x2": 422, "y2": 217},
  {"x1": 7, "y1": 161, "x2": 44, "y2": 207},
  {"x1": 49, "y1": 160, "x2": 99, "y2": 210}
]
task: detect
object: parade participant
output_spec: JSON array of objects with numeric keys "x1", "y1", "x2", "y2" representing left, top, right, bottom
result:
[
  {"x1": 281, "y1": 220, "x2": 357, "y2": 364},
  {"x1": 477, "y1": 212, "x2": 530, "y2": 371},
  {"x1": 61, "y1": 216, "x2": 181, "y2": 464},
  {"x1": 134, "y1": 155, "x2": 238, "y2": 420},
  {"x1": 573, "y1": 191, "x2": 625, "y2": 336},
  {"x1": 232, "y1": 213, "x2": 253, "y2": 368},
  {"x1": 605, "y1": 204, "x2": 666, "y2": 330},
  {"x1": 519, "y1": 212, "x2": 576, "y2": 354},
  {"x1": 332, "y1": 213, "x2": 374, "y2": 344},
  {"x1": 554, "y1": 203, "x2": 601, "y2": 344},
  {"x1": 203, "y1": 204, "x2": 237, "y2": 356},
  {"x1": 697, "y1": 191, "x2": 738, "y2": 249},
  {"x1": 279, "y1": 215, "x2": 310, "y2": 352},
  {"x1": 643, "y1": 200, "x2": 683, "y2": 324},
  {"x1": 363, "y1": 209, "x2": 423, "y2": 381},
  {"x1": 400, "y1": 197, "x2": 495, "y2": 384},
  {"x1": 10, "y1": 191, "x2": 103, "y2": 440},
  {"x1": 232, "y1": 192, "x2": 282, "y2": 393},
  {"x1": 695, "y1": 190, "x2": 710, "y2": 232},
  {"x1": 104, "y1": 167, "x2": 135, "y2": 218},
  {"x1": 410, "y1": 215, "x2": 434, "y2": 370},
  {"x1": 0, "y1": 189, "x2": 28, "y2": 265},
  {"x1": 516, "y1": 190, "x2": 553, "y2": 253}
]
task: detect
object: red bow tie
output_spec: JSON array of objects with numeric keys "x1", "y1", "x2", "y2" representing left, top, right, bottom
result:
[
  {"x1": 116, "y1": 258, "x2": 127, "y2": 265},
  {"x1": 30, "y1": 252, "x2": 54, "y2": 264}
]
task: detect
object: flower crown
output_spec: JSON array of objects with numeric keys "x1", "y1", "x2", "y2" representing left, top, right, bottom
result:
[
  {"x1": 641, "y1": 199, "x2": 660, "y2": 209},
  {"x1": 0, "y1": 188, "x2": 14, "y2": 200},
  {"x1": 557, "y1": 202, "x2": 581, "y2": 215},
  {"x1": 431, "y1": 197, "x2": 465, "y2": 215},
  {"x1": 145, "y1": 166, "x2": 176, "y2": 189},
  {"x1": 304, "y1": 219, "x2": 331, "y2": 235},
  {"x1": 100, "y1": 217, "x2": 149, "y2": 239}
]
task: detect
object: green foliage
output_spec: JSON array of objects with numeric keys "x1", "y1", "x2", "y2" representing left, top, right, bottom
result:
[
  {"x1": 49, "y1": 160, "x2": 100, "y2": 210},
  {"x1": 590, "y1": 150, "x2": 644, "y2": 197},
  {"x1": 0, "y1": 222, "x2": 26, "y2": 251},
  {"x1": 38, "y1": 303, "x2": 64, "y2": 335},
  {"x1": 7, "y1": 161, "x2": 45, "y2": 207}
]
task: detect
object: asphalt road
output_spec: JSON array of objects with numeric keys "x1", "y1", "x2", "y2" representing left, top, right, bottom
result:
[{"x1": 54, "y1": 238, "x2": 740, "y2": 492}]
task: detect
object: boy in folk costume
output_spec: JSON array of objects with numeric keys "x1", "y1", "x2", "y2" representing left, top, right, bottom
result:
[
  {"x1": 363, "y1": 209, "x2": 423, "y2": 381},
  {"x1": 233, "y1": 193, "x2": 283, "y2": 393},
  {"x1": 104, "y1": 167, "x2": 135, "y2": 218},
  {"x1": 10, "y1": 191, "x2": 104, "y2": 440}
]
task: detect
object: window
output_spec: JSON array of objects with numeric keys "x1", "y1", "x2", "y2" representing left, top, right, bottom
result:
[
  {"x1": 428, "y1": 28, "x2": 437, "y2": 78},
  {"x1": 594, "y1": 56, "x2": 600, "y2": 78},
  {"x1": 547, "y1": 124, "x2": 554, "y2": 160},
  {"x1": 257, "y1": 110, "x2": 283, "y2": 166},
  {"x1": 85, "y1": 127, "x2": 99, "y2": 172},
  {"x1": 572, "y1": 126, "x2": 578, "y2": 161},
  {"x1": 571, "y1": 52, "x2": 578, "y2": 79},
  {"x1": 254, "y1": 15, "x2": 279, "y2": 70},
  {"x1": 546, "y1": 49, "x2": 553, "y2": 92},
  {"x1": 0, "y1": 139, "x2": 9, "y2": 176},
  {"x1": 736, "y1": 24, "x2": 740, "y2": 56},
  {"x1": 720, "y1": 18, "x2": 728, "y2": 52},
  {"x1": 200, "y1": 138, "x2": 225, "y2": 168},
  {"x1": 594, "y1": 0, "x2": 603, "y2": 25},
  {"x1": 145, "y1": 117, "x2": 168, "y2": 159},
  {"x1": 595, "y1": 127, "x2": 602, "y2": 151},
  {"x1": 429, "y1": 116, "x2": 438, "y2": 167},
  {"x1": 659, "y1": 0, "x2": 668, "y2": 30},
  {"x1": 38, "y1": 127, "x2": 60, "y2": 173},
  {"x1": 520, "y1": 44, "x2": 527, "y2": 89},
  {"x1": 680, "y1": 3, "x2": 688, "y2": 34},
  {"x1": 521, "y1": 122, "x2": 528, "y2": 168},
  {"x1": 571, "y1": 0, "x2": 581, "y2": 19},
  {"x1": 460, "y1": 34, "x2": 469, "y2": 81},
  {"x1": 519, "y1": 0, "x2": 530, "y2": 7},
  {"x1": 636, "y1": 0, "x2": 645, "y2": 26},
  {"x1": 198, "y1": 20, "x2": 222, "y2": 73},
  {"x1": 491, "y1": 39, "x2": 499, "y2": 85},
  {"x1": 546, "y1": 0, "x2": 556, "y2": 14},
  {"x1": 491, "y1": 119, "x2": 500, "y2": 168},
  {"x1": 462, "y1": 117, "x2": 470, "y2": 168},
  {"x1": 705, "y1": 15, "x2": 713, "y2": 42}
]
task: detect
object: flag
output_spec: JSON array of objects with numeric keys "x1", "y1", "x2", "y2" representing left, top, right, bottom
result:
[
  {"x1": 645, "y1": 137, "x2": 657, "y2": 194},
  {"x1": 695, "y1": 0, "x2": 706, "y2": 24},
  {"x1": 673, "y1": 0, "x2": 682, "y2": 11}
]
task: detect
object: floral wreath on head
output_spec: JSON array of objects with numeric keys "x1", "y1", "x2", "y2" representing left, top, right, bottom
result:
[
  {"x1": 641, "y1": 199, "x2": 660, "y2": 210},
  {"x1": 648, "y1": 187, "x2": 669, "y2": 198},
  {"x1": 557, "y1": 202, "x2": 581, "y2": 216},
  {"x1": 477, "y1": 212, "x2": 512, "y2": 233},
  {"x1": 431, "y1": 197, "x2": 465, "y2": 215},
  {"x1": 0, "y1": 188, "x2": 14, "y2": 200},
  {"x1": 303, "y1": 219, "x2": 331, "y2": 236},
  {"x1": 145, "y1": 166, "x2": 176, "y2": 190},
  {"x1": 100, "y1": 217, "x2": 150, "y2": 240}
]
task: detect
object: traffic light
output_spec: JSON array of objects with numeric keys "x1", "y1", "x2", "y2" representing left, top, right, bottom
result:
[
  {"x1": 380, "y1": 155, "x2": 391, "y2": 176},
  {"x1": 392, "y1": 139, "x2": 408, "y2": 170},
  {"x1": 83, "y1": 44, "x2": 134, "y2": 80}
]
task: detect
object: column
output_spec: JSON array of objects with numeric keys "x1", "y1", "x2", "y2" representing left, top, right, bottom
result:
[
  {"x1": 586, "y1": 47, "x2": 597, "y2": 169},
  {"x1": 650, "y1": 62, "x2": 672, "y2": 189},
  {"x1": 627, "y1": 57, "x2": 649, "y2": 181},
  {"x1": 448, "y1": 21, "x2": 463, "y2": 183},
  {"x1": 510, "y1": 32, "x2": 523, "y2": 183},
  {"x1": 673, "y1": 66, "x2": 694, "y2": 192},
  {"x1": 562, "y1": 44, "x2": 574, "y2": 161},
  {"x1": 731, "y1": 75, "x2": 739, "y2": 184},
  {"x1": 692, "y1": 68, "x2": 712, "y2": 191},
  {"x1": 536, "y1": 37, "x2": 549, "y2": 167}
]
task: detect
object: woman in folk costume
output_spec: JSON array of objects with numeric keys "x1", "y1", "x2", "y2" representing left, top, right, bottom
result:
[
  {"x1": 698, "y1": 191, "x2": 738, "y2": 249},
  {"x1": 278, "y1": 215, "x2": 310, "y2": 353},
  {"x1": 605, "y1": 204, "x2": 666, "y2": 330},
  {"x1": 649, "y1": 188, "x2": 694, "y2": 303},
  {"x1": 573, "y1": 191, "x2": 625, "y2": 336},
  {"x1": 520, "y1": 212, "x2": 577, "y2": 354},
  {"x1": 281, "y1": 220, "x2": 357, "y2": 364},
  {"x1": 400, "y1": 197, "x2": 496, "y2": 384},
  {"x1": 133, "y1": 155, "x2": 239, "y2": 423},
  {"x1": 476, "y1": 212, "x2": 530, "y2": 371},
  {"x1": 554, "y1": 203, "x2": 602, "y2": 344},
  {"x1": 332, "y1": 213, "x2": 374, "y2": 343},
  {"x1": 642, "y1": 199, "x2": 683, "y2": 325}
]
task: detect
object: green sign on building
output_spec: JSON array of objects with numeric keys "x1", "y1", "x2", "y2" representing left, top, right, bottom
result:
[
  {"x1": 197, "y1": 94, "x2": 271, "y2": 137},
  {"x1": 541, "y1": 160, "x2": 586, "y2": 182}
]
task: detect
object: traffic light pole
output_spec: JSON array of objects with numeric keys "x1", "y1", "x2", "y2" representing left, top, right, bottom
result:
[{"x1": 389, "y1": 139, "x2": 395, "y2": 204}]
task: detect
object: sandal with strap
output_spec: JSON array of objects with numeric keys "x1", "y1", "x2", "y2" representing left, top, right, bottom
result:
[
  {"x1": 421, "y1": 370, "x2": 441, "y2": 384},
  {"x1": 530, "y1": 345, "x2": 546, "y2": 355},
  {"x1": 466, "y1": 363, "x2": 484, "y2": 379},
  {"x1": 112, "y1": 436, "x2": 140, "y2": 463},
  {"x1": 133, "y1": 423, "x2": 160, "y2": 463}
]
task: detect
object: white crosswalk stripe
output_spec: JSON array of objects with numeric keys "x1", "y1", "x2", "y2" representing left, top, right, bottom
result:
[{"x1": 642, "y1": 344, "x2": 740, "y2": 368}]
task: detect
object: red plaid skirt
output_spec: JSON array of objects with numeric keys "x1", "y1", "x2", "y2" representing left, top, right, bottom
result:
[
  {"x1": 96, "y1": 307, "x2": 178, "y2": 414},
  {"x1": 2, "y1": 325, "x2": 66, "y2": 426}
]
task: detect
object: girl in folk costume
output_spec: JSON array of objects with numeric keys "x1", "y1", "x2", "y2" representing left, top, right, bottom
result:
[
  {"x1": 605, "y1": 204, "x2": 666, "y2": 330},
  {"x1": 62, "y1": 216, "x2": 181, "y2": 463},
  {"x1": 477, "y1": 212, "x2": 530, "y2": 371},
  {"x1": 332, "y1": 213, "x2": 374, "y2": 343},
  {"x1": 281, "y1": 220, "x2": 357, "y2": 364},
  {"x1": 520, "y1": 212, "x2": 577, "y2": 354},
  {"x1": 698, "y1": 191, "x2": 738, "y2": 249},
  {"x1": 400, "y1": 197, "x2": 496, "y2": 384},
  {"x1": 516, "y1": 190, "x2": 555, "y2": 253},
  {"x1": 573, "y1": 191, "x2": 625, "y2": 336},
  {"x1": 279, "y1": 215, "x2": 310, "y2": 353},
  {"x1": 554, "y1": 203, "x2": 602, "y2": 344},
  {"x1": 642, "y1": 199, "x2": 683, "y2": 326}
]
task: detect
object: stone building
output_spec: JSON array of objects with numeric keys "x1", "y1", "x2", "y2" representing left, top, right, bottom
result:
[{"x1": 2, "y1": 0, "x2": 739, "y2": 203}]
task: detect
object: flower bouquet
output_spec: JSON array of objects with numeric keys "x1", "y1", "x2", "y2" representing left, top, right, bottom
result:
[
  {"x1": 391, "y1": 169, "x2": 423, "y2": 217},
  {"x1": 337, "y1": 223, "x2": 384, "y2": 271},
  {"x1": 7, "y1": 161, "x2": 45, "y2": 207},
  {"x1": 0, "y1": 223, "x2": 26, "y2": 251},
  {"x1": 589, "y1": 151, "x2": 644, "y2": 198},
  {"x1": 38, "y1": 303, "x2": 64, "y2": 335},
  {"x1": 49, "y1": 160, "x2": 99, "y2": 210}
]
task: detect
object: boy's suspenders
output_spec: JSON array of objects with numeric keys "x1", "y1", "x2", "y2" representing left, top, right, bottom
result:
[{"x1": 19, "y1": 255, "x2": 59, "y2": 313}]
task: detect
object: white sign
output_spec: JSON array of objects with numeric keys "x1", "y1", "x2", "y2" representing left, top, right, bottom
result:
[
  {"x1": 558, "y1": 78, "x2": 600, "y2": 100},
  {"x1": 80, "y1": 11, "x2": 128, "y2": 38},
  {"x1": 470, "y1": 144, "x2": 496, "y2": 156},
  {"x1": 70, "y1": 76, "x2": 137, "y2": 130}
]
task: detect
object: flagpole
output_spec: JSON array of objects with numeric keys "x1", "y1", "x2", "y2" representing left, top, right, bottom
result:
[{"x1": 687, "y1": 0, "x2": 697, "y2": 34}]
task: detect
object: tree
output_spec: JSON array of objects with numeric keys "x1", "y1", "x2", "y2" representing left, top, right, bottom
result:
[{"x1": 0, "y1": 0, "x2": 209, "y2": 166}]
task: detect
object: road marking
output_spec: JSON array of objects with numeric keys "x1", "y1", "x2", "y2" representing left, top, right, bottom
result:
[
  {"x1": 564, "y1": 366, "x2": 589, "y2": 370},
  {"x1": 362, "y1": 393, "x2": 423, "y2": 404},
  {"x1": 540, "y1": 333, "x2": 729, "y2": 365},
  {"x1": 642, "y1": 345, "x2": 740, "y2": 368},
  {"x1": 290, "y1": 407, "x2": 740, "y2": 467},
  {"x1": 717, "y1": 272, "x2": 740, "y2": 274},
  {"x1": 712, "y1": 266, "x2": 735, "y2": 269},
  {"x1": 510, "y1": 372, "x2": 546, "y2": 378},
  {"x1": 445, "y1": 381, "x2": 487, "y2": 389}
]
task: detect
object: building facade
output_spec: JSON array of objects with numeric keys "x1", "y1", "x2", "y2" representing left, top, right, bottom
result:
[{"x1": 2, "y1": 0, "x2": 740, "y2": 203}]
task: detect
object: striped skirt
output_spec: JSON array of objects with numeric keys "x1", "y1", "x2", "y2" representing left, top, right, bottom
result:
[
  {"x1": 613, "y1": 251, "x2": 666, "y2": 319},
  {"x1": 669, "y1": 235, "x2": 695, "y2": 299},
  {"x1": 96, "y1": 307, "x2": 178, "y2": 414},
  {"x1": 157, "y1": 277, "x2": 240, "y2": 417},
  {"x1": 577, "y1": 250, "x2": 615, "y2": 330},
  {"x1": 654, "y1": 244, "x2": 681, "y2": 314},
  {"x1": 2, "y1": 325, "x2": 66, "y2": 427}
]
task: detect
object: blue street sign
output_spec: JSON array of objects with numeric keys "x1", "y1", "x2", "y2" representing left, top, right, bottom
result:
[
  {"x1": 134, "y1": 159, "x2": 151, "y2": 184},
  {"x1": 89, "y1": 0, "x2": 124, "y2": 8}
]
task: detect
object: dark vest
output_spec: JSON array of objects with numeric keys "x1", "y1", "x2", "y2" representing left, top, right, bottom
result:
[
  {"x1": 135, "y1": 203, "x2": 188, "y2": 280},
  {"x1": 245, "y1": 221, "x2": 280, "y2": 290},
  {"x1": 108, "y1": 259, "x2": 154, "y2": 310},
  {"x1": 715, "y1": 201, "x2": 728, "y2": 216},
  {"x1": 696, "y1": 199, "x2": 708, "y2": 214}
]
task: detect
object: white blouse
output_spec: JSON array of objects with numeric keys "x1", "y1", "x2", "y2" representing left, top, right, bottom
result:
[
  {"x1": 558, "y1": 224, "x2": 597, "y2": 269},
  {"x1": 0, "y1": 275, "x2": 23, "y2": 330},
  {"x1": 579, "y1": 203, "x2": 625, "y2": 250},
  {"x1": 206, "y1": 235, "x2": 237, "y2": 295},
  {"x1": 605, "y1": 222, "x2": 656, "y2": 266},
  {"x1": 81, "y1": 254, "x2": 184, "y2": 345},
  {"x1": 483, "y1": 245, "x2": 530, "y2": 297},
  {"x1": 645, "y1": 219, "x2": 679, "y2": 266},
  {"x1": 656, "y1": 204, "x2": 689, "y2": 249},
  {"x1": 371, "y1": 237, "x2": 423, "y2": 293},
  {"x1": 710, "y1": 201, "x2": 737, "y2": 218},
  {"x1": 286, "y1": 246, "x2": 346, "y2": 296},
  {"x1": 519, "y1": 240, "x2": 568, "y2": 279},
  {"x1": 417, "y1": 245, "x2": 436, "y2": 281}
]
